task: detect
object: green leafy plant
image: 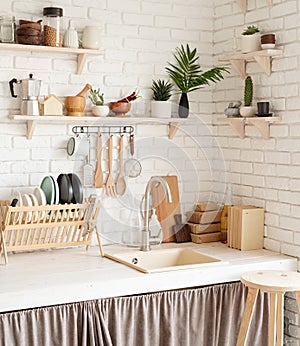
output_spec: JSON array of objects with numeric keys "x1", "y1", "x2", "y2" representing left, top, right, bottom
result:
[
  {"x1": 244, "y1": 76, "x2": 253, "y2": 106},
  {"x1": 151, "y1": 79, "x2": 173, "y2": 101},
  {"x1": 88, "y1": 88, "x2": 104, "y2": 106},
  {"x1": 165, "y1": 44, "x2": 229, "y2": 94},
  {"x1": 242, "y1": 25, "x2": 260, "y2": 35}
]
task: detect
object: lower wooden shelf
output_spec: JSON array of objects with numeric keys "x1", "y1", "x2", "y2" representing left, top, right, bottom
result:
[
  {"x1": 8, "y1": 114, "x2": 189, "y2": 140},
  {"x1": 217, "y1": 116, "x2": 281, "y2": 139}
]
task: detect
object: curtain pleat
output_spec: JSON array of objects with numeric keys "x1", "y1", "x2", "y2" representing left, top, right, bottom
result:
[{"x1": 0, "y1": 281, "x2": 268, "y2": 346}]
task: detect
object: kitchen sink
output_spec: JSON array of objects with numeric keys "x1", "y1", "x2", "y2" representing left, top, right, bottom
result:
[{"x1": 104, "y1": 246, "x2": 226, "y2": 273}]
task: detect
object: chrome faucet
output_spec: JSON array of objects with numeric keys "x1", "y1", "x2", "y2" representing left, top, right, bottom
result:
[{"x1": 140, "y1": 176, "x2": 172, "y2": 252}]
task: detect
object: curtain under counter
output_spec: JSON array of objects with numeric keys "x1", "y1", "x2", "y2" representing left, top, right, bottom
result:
[{"x1": 0, "y1": 281, "x2": 268, "y2": 346}]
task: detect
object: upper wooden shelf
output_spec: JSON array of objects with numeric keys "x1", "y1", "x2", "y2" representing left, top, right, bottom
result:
[
  {"x1": 8, "y1": 114, "x2": 189, "y2": 140},
  {"x1": 236, "y1": 0, "x2": 272, "y2": 13},
  {"x1": 217, "y1": 116, "x2": 281, "y2": 139},
  {"x1": 0, "y1": 43, "x2": 102, "y2": 74},
  {"x1": 218, "y1": 49, "x2": 282, "y2": 79}
]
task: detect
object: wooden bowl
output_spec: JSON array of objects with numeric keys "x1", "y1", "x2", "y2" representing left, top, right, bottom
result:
[
  {"x1": 109, "y1": 102, "x2": 131, "y2": 116},
  {"x1": 65, "y1": 96, "x2": 85, "y2": 116}
]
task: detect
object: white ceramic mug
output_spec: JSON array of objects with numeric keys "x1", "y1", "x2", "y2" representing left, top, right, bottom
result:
[
  {"x1": 82, "y1": 26, "x2": 101, "y2": 49},
  {"x1": 67, "y1": 136, "x2": 89, "y2": 156}
]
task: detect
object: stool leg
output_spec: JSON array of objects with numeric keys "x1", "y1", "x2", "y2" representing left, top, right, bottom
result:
[
  {"x1": 295, "y1": 291, "x2": 300, "y2": 313},
  {"x1": 236, "y1": 287, "x2": 259, "y2": 346},
  {"x1": 276, "y1": 292, "x2": 284, "y2": 346},
  {"x1": 269, "y1": 292, "x2": 277, "y2": 346}
]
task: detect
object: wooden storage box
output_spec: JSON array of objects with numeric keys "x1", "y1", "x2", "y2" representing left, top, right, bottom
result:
[
  {"x1": 228, "y1": 206, "x2": 264, "y2": 250},
  {"x1": 187, "y1": 210, "x2": 222, "y2": 224}
]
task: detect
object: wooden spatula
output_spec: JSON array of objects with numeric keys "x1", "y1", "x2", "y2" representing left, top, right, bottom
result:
[
  {"x1": 116, "y1": 135, "x2": 126, "y2": 196},
  {"x1": 94, "y1": 133, "x2": 104, "y2": 188},
  {"x1": 105, "y1": 135, "x2": 116, "y2": 197}
]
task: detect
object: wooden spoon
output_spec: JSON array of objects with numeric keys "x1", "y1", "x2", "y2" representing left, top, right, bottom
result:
[
  {"x1": 94, "y1": 133, "x2": 104, "y2": 188},
  {"x1": 116, "y1": 135, "x2": 126, "y2": 196}
]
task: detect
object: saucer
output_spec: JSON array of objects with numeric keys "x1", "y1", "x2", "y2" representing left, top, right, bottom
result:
[{"x1": 256, "y1": 113, "x2": 273, "y2": 117}]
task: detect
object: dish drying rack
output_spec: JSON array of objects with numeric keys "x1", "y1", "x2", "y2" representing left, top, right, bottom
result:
[{"x1": 0, "y1": 198, "x2": 103, "y2": 264}]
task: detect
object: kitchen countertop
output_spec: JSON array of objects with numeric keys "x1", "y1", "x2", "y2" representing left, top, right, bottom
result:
[{"x1": 0, "y1": 242, "x2": 297, "y2": 313}]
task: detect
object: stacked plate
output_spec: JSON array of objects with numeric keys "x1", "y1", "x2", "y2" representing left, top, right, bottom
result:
[{"x1": 57, "y1": 173, "x2": 83, "y2": 204}]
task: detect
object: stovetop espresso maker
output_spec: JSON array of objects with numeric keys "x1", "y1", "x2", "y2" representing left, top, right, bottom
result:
[{"x1": 9, "y1": 73, "x2": 41, "y2": 115}]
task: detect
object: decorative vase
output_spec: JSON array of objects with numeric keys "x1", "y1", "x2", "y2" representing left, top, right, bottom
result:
[
  {"x1": 241, "y1": 33, "x2": 261, "y2": 53},
  {"x1": 151, "y1": 100, "x2": 172, "y2": 118},
  {"x1": 239, "y1": 106, "x2": 256, "y2": 117},
  {"x1": 178, "y1": 93, "x2": 189, "y2": 118},
  {"x1": 92, "y1": 105, "x2": 109, "y2": 117}
]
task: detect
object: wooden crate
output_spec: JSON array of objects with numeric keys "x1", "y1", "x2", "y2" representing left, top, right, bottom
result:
[{"x1": 0, "y1": 199, "x2": 103, "y2": 264}]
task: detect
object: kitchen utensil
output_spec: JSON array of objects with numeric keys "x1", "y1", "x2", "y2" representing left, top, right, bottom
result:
[
  {"x1": 65, "y1": 83, "x2": 91, "y2": 116},
  {"x1": 94, "y1": 133, "x2": 104, "y2": 188},
  {"x1": 68, "y1": 173, "x2": 83, "y2": 203},
  {"x1": 66, "y1": 135, "x2": 89, "y2": 156},
  {"x1": 116, "y1": 135, "x2": 126, "y2": 196},
  {"x1": 9, "y1": 73, "x2": 41, "y2": 115},
  {"x1": 57, "y1": 174, "x2": 73, "y2": 204},
  {"x1": 105, "y1": 135, "x2": 116, "y2": 197},
  {"x1": 83, "y1": 136, "x2": 94, "y2": 187},
  {"x1": 151, "y1": 175, "x2": 180, "y2": 242},
  {"x1": 109, "y1": 101, "x2": 131, "y2": 117},
  {"x1": 82, "y1": 25, "x2": 102, "y2": 49},
  {"x1": 40, "y1": 176, "x2": 56, "y2": 205},
  {"x1": 124, "y1": 134, "x2": 142, "y2": 178}
]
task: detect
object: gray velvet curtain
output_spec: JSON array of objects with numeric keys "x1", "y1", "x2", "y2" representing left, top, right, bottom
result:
[{"x1": 0, "y1": 281, "x2": 268, "y2": 346}]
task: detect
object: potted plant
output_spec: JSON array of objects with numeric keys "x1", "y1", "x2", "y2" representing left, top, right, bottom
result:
[
  {"x1": 150, "y1": 79, "x2": 173, "y2": 118},
  {"x1": 88, "y1": 88, "x2": 109, "y2": 117},
  {"x1": 241, "y1": 25, "x2": 260, "y2": 53},
  {"x1": 166, "y1": 44, "x2": 229, "y2": 118},
  {"x1": 239, "y1": 76, "x2": 255, "y2": 117}
]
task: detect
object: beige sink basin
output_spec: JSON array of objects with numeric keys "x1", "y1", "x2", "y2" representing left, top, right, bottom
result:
[{"x1": 104, "y1": 247, "x2": 225, "y2": 273}]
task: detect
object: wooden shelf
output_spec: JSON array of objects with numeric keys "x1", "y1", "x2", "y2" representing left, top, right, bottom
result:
[
  {"x1": 0, "y1": 43, "x2": 102, "y2": 74},
  {"x1": 217, "y1": 116, "x2": 281, "y2": 139},
  {"x1": 219, "y1": 49, "x2": 282, "y2": 79},
  {"x1": 236, "y1": 0, "x2": 272, "y2": 13},
  {"x1": 8, "y1": 114, "x2": 188, "y2": 140}
]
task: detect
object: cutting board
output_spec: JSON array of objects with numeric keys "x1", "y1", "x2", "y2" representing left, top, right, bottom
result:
[{"x1": 151, "y1": 175, "x2": 180, "y2": 242}]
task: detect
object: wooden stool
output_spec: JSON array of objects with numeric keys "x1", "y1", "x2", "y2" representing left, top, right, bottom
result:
[{"x1": 237, "y1": 270, "x2": 300, "y2": 346}]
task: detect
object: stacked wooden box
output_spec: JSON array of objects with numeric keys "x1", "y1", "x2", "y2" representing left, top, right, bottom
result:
[{"x1": 186, "y1": 202, "x2": 223, "y2": 244}]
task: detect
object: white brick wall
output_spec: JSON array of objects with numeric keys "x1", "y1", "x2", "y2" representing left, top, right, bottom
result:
[
  {"x1": 213, "y1": 0, "x2": 300, "y2": 341},
  {"x1": 0, "y1": 0, "x2": 216, "y2": 246}
]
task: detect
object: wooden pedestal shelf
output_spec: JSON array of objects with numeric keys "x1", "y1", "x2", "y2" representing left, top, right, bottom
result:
[
  {"x1": 217, "y1": 116, "x2": 281, "y2": 139},
  {"x1": 8, "y1": 115, "x2": 188, "y2": 140},
  {"x1": 236, "y1": 0, "x2": 272, "y2": 13},
  {"x1": 219, "y1": 49, "x2": 282, "y2": 79},
  {"x1": 0, "y1": 43, "x2": 102, "y2": 74}
]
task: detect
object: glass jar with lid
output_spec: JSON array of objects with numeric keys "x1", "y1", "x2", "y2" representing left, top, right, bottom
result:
[
  {"x1": 43, "y1": 7, "x2": 63, "y2": 47},
  {"x1": 0, "y1": 16, "x2": 16, "y2": 43}
]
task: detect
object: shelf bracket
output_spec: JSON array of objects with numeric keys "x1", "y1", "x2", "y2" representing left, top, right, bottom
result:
[
  {"x1": 254, "y1": 55, "x2": 271, "y2": 76},
  {"x1": 236, "y1": 0, "x2": 247, "y2": 13},
  {"x1": 227, "y1": 118, "x2": 245, "y2": 139},
  {"x1": 230, "y1": 59, "x2": 246, "y2": 79},
  {"x1": 168, "y1": 122, "x2": 179, "y2": 139},
  {"x1": 77, "y1": 54, "x2": 88, "y2": 74},
  {"x1": 27, "y1": 120, "x2": 36, "y2": 140},
  {"x1": 247, "y1": 118, "x2": 271, "y2": 139}
]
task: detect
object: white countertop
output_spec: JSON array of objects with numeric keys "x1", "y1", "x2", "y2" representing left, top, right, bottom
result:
[{"x1": 0, "y1": 242, "x2": 297, "y2": 313}]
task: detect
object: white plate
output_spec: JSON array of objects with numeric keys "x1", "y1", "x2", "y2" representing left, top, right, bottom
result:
[
  {"x1": 10, "y1": 191, "x2": 23, "y2": 222},
  {"x1": 29, "y1": 193, "x2": 39, "y2": 222},
  {"x1": 50, "y1": 176, "x2": 60, "y2": 204},
  {"x1": 22, "y1": 193, "x2": 33, "y2": 223},
  {"x1": 33, "y1": 187, "x2": 47, "y2": 220}
]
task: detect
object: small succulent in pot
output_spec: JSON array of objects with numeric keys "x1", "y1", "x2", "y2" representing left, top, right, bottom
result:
[
  {"x1": 151, "y1": 79, "x2": 173, "y2": 101},
  {"x1": 89, "y1": 88, "x2": 109, "y2": 117},
  {"x1": 239, "y1": 76, "x2": 255, "y2": 117},
  {"x1": 224, "y1": 101, "x2": 241, "y2": 117},
  {"x1": 241, "y1": 25, "x2": 261, "y2": 53},
  {"x1": 151, "y1": 79, "x2": 173, "y2": 118}
]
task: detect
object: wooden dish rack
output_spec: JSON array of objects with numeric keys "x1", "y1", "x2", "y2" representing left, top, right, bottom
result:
[{"x1": 0, "y1": 199, "x2": 103, "y2": 264}]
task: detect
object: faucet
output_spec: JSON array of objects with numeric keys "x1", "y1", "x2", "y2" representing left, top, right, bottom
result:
[{"x1": 140, "y1": 176, "x2": 172, "y2": 251}]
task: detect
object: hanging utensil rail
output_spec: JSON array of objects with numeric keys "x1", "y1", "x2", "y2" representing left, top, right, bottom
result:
[{"x1": 72, "y1": 125, "x2": 134, "y2": 136}]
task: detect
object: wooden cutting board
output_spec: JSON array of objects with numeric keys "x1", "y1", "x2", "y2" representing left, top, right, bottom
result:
[{"x1": 151, "y1": 175, "x2": 180, "y2": 242}]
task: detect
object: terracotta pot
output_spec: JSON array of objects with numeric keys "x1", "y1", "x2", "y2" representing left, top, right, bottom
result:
[
  {"x1": 109, "y1": 102, "x2": 131, "y2": 116},
  {"x1": 261, "y1": 34, "x2": 275, "y2": 44}
]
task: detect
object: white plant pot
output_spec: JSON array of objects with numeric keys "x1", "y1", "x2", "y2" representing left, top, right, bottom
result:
[
  {"x1": 241, "y1": 33, "x2": 261, "y2": 53},
  {"x1": 92, "y1": 105, "x2": 109, "y2": 117},
  {"x1": 239, "y1": 106, "x2": 256, "y2": 117},
  {"x1": 151, "y1": 100, "x2": 172, "y2": 118}
]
